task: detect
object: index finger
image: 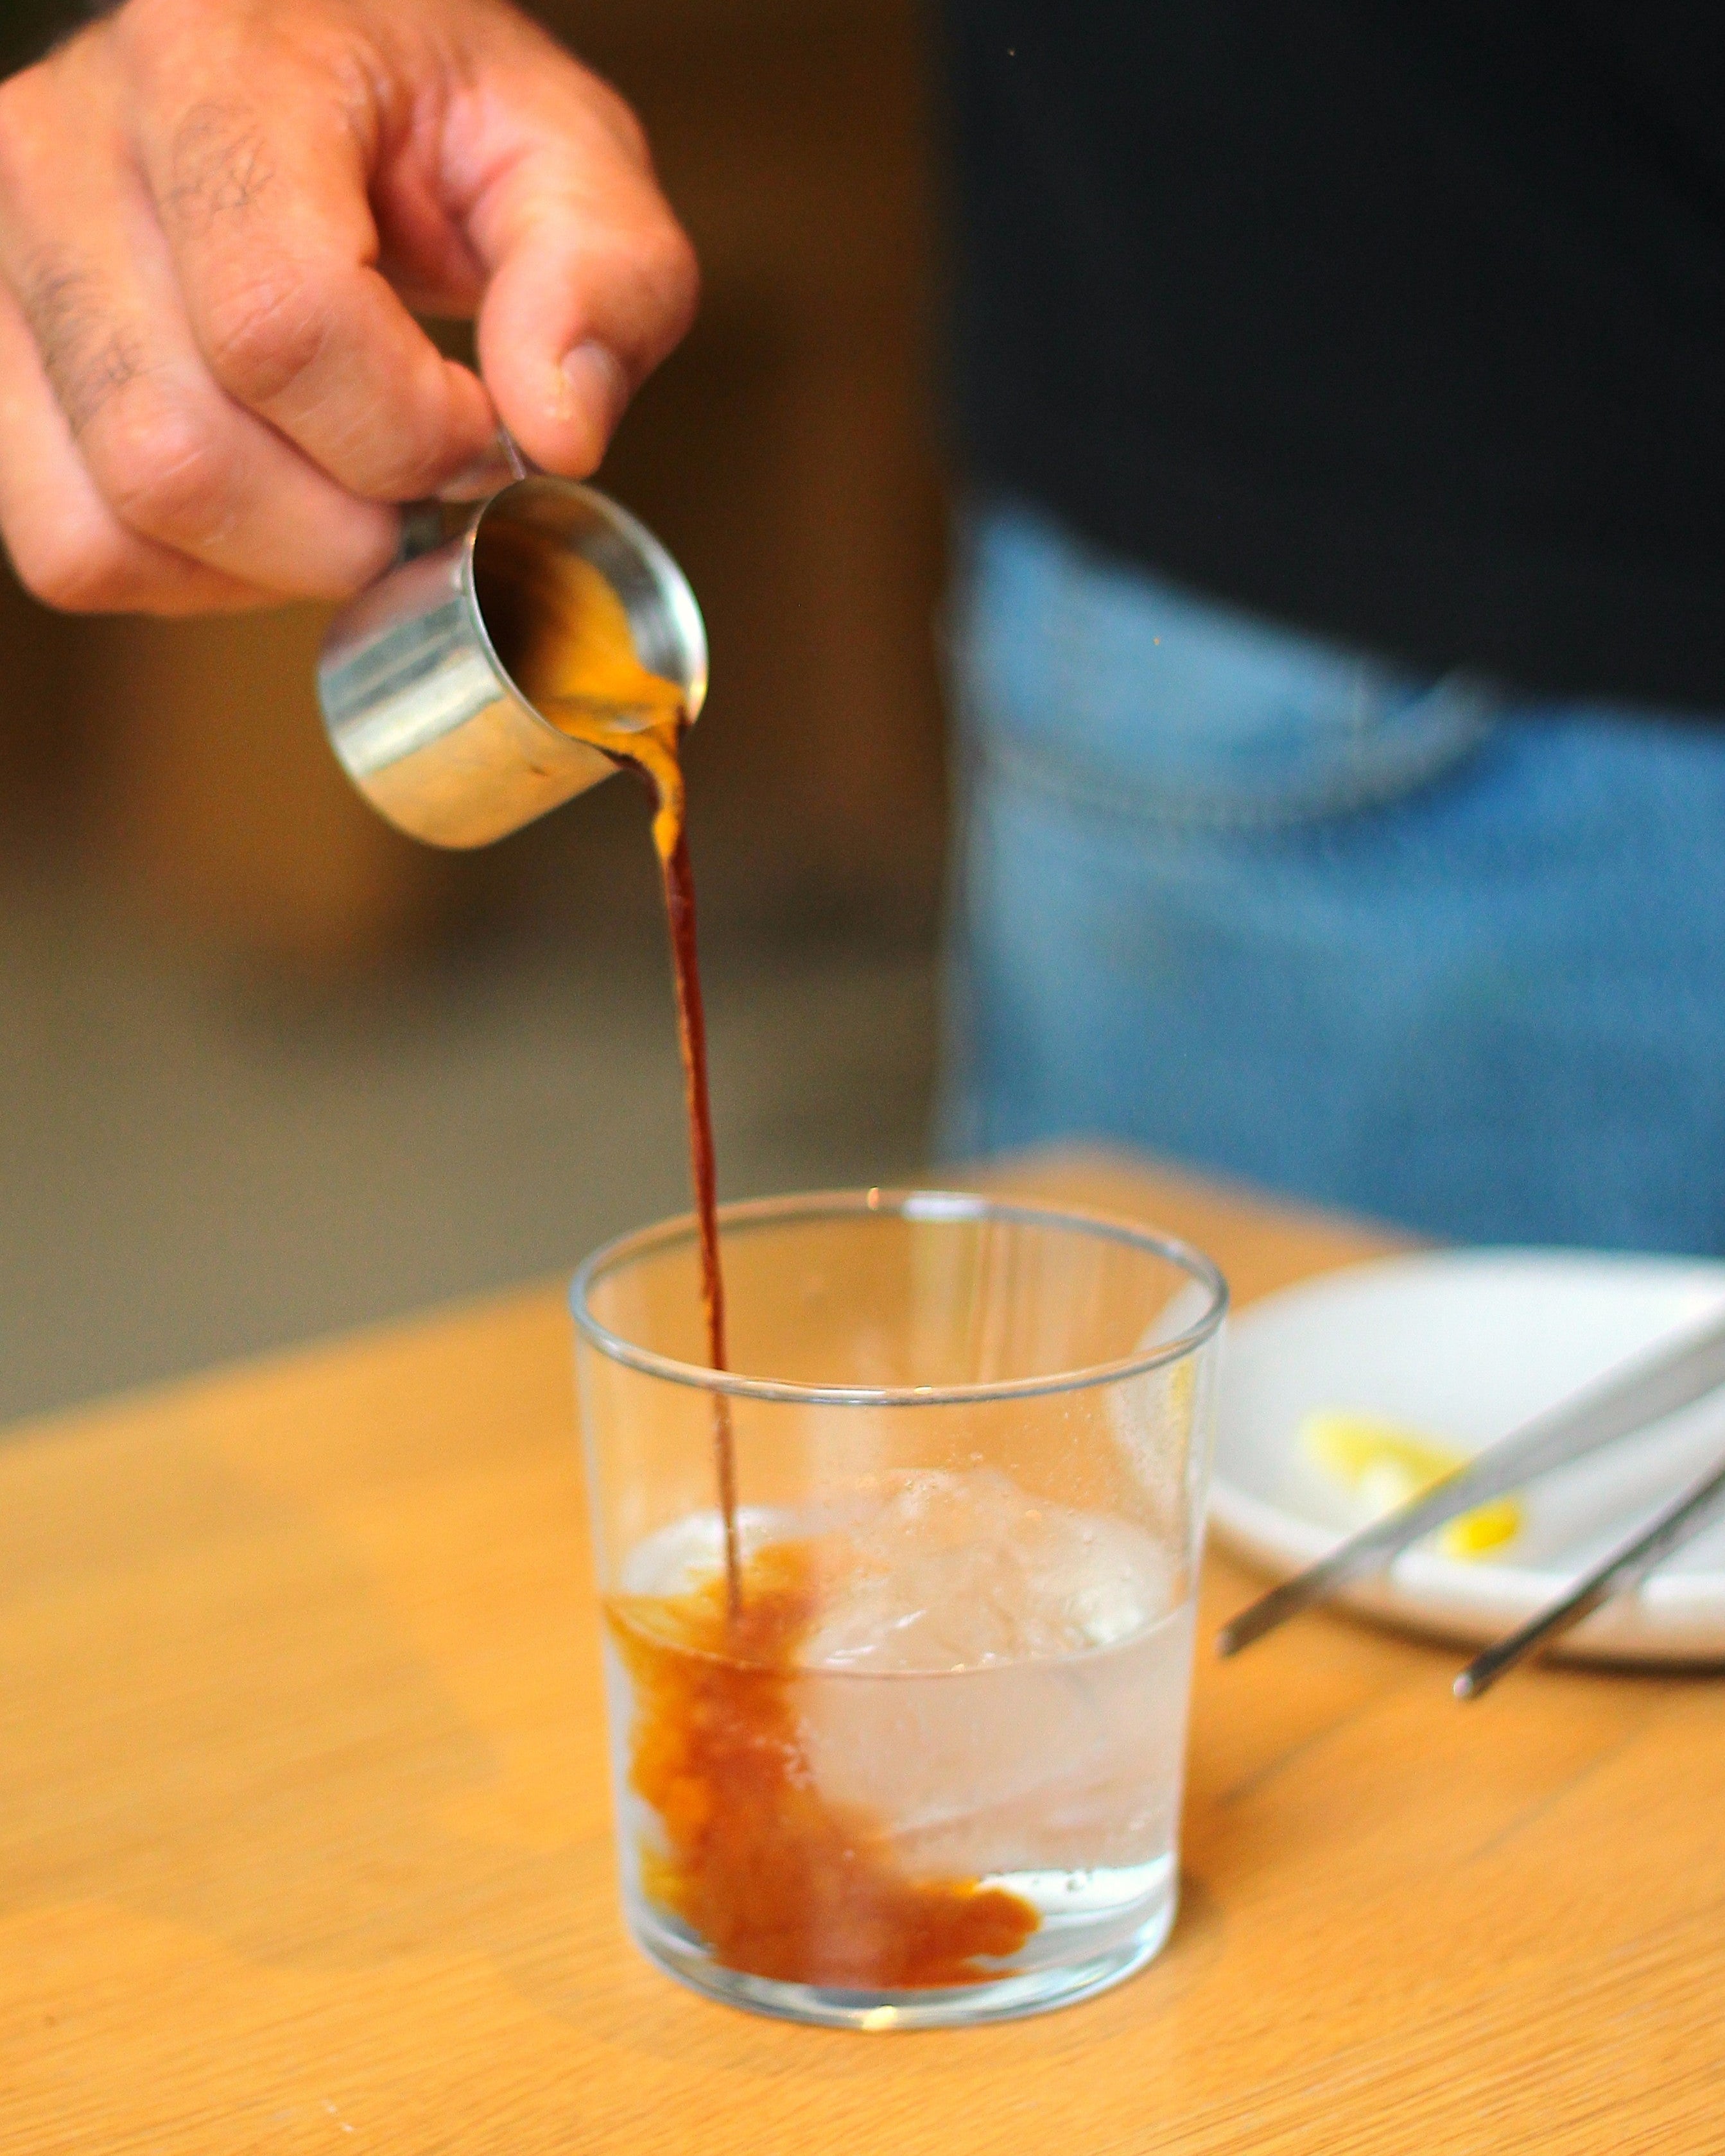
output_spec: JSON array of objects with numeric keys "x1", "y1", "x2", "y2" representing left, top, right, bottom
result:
[{"x1": 130, "y1": 71, "x2": 496, "y2": 501}]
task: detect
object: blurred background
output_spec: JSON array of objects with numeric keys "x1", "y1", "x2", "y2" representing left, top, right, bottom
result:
[{"x1": 0, "y1": 0, "x2": 954, "y2": 1422}]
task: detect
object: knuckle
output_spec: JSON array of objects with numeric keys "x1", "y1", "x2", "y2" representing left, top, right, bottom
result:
[
  {"x1": 336, "y1": 366, "x2": 464, "y2": 499},
  {"x1": 309, "y1": 391, "x2": 440, "y2": 501},
  {"x1": 0, "y1": 68, "x2": 50, "y2": 199},
  {"x1": 113, "y1": 0, "x2": 243, "y2": 80},
  {"x1": 92, "y1": 393, "x2": 230, "y2": 544},
  {"x1": 200, "y1": 270, "x2": 325, "y2": 407},
  {"x1": 371, "y1": 442, "x2": 455, "y2": 505},
  {"x1": 580, "y1": 74, "x2": 651, "y2": 168},
  {"x1": 24, "y1": 257, "x2": 147, "y2": 440},
  {"x1": 164, "y1": 98, "x2": 276, "y2": 235},
  {"x1": 380, "y1": 433, "x2": 456, "y2": 500},
  {"x1": 639, "y1": 223, "x2": 702, "y2": 347},
  {"x1": 8, "y1": 519, "x2": 135, "y2": 613},
  {"x1": 0, "y1": 73, "x2": 26, "y2": 168},
  {"x1": 607, "y1": 100, "x2": 651, "y2": 169},
  {"x1": 112, "y1": 0, "x2": 189, "y2": 44},
  {"x1": 662, "y1": 225, "x2": 702, "y2": 311}
]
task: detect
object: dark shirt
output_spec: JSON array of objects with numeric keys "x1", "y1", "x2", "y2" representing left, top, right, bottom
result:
[{"x1": 941, "y1": 3, "x2": 1725, "y2": 709}]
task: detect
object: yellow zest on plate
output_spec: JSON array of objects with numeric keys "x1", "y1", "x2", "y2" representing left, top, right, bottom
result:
[{"x1": 1299, "y1": 1410, "x2": 1522, "y2": 1560}]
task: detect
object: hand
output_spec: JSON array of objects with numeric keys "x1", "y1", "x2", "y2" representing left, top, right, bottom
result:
[{"x1": 0, "y1": 0, "x2": 698, "y2": 612}]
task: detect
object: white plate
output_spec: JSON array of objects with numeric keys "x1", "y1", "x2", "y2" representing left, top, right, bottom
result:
[{"x1": 1209, "y1": 1248, "x2": 1725, "y2": 1662}]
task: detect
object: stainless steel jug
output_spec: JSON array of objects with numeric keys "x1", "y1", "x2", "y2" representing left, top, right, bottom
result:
[{"x1": 317, "y1": 476, "x2": 707, "y2": 849}]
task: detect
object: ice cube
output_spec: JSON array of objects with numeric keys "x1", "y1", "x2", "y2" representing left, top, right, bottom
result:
[
  {"x1": 788, "y1": 1470, "x2": 1191, "y2": 1877},
  {"x1": 799, "y1": 1467, "x2": 1173, "y2": 1672}
]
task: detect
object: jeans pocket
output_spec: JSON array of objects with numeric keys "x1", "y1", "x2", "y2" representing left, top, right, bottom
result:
[{"x1": 958, "y1": 499, "x2": 1498, "y2": 828}]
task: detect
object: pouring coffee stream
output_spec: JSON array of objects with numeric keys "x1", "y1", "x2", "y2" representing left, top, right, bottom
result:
[{"x1": 489, "y1": 534, "x2": 743, "y2": 1616}]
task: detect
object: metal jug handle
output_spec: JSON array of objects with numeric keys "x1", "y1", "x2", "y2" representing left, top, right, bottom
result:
[
  {"x1": 498, "y1": 427, "x2": 532, "y2": 483},
  {"x1": 397, "y1": 429, "x2": 541, "y2": 564}
]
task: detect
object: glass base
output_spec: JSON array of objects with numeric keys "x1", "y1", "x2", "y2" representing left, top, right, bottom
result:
[{"x1": 628, "y1": 1888, "x2": 1177, "y2": 2030}]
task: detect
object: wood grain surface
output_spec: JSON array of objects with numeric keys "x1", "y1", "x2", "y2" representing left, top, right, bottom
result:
[{"x1": 2, "y1": 1148, "x2": 1719, "y2": 2153}]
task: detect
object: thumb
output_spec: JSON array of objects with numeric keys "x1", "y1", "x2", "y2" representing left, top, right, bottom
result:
[{"x1": 453, "y1": 55, "x2": 698, "y2": 475}]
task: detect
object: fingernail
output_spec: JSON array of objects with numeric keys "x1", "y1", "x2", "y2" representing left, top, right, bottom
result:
[
  {"x1": 558, "y1": 340, "x2": 630, "y2": 436},
  {"x1": 436, "y1": 427, "x2": 524, "y2": 502}
]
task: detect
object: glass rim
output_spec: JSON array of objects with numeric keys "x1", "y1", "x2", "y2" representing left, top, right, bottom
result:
[{"x1": 568, "y1": 1187, "x2": 1229, "y2": 1406}]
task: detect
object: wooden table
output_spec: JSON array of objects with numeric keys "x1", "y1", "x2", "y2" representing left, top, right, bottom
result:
[{"x1": 4, "y1": 1150, "x2": 1720, "y2": 2152}]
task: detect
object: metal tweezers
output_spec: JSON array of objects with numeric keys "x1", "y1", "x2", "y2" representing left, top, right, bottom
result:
[{"x1": 1216, "y1": 1302, "x2": 1725, "y2": 1698}]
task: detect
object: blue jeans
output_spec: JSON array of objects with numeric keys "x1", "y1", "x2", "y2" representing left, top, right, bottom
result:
[{"x1": 941, "y1": 499, "x2": 1725, "y2": 1252}]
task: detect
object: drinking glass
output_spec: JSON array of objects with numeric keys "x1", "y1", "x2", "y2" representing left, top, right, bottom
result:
[{"x1": 572, "y1": 1189, "x2": 1227, "y2": 2029}]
